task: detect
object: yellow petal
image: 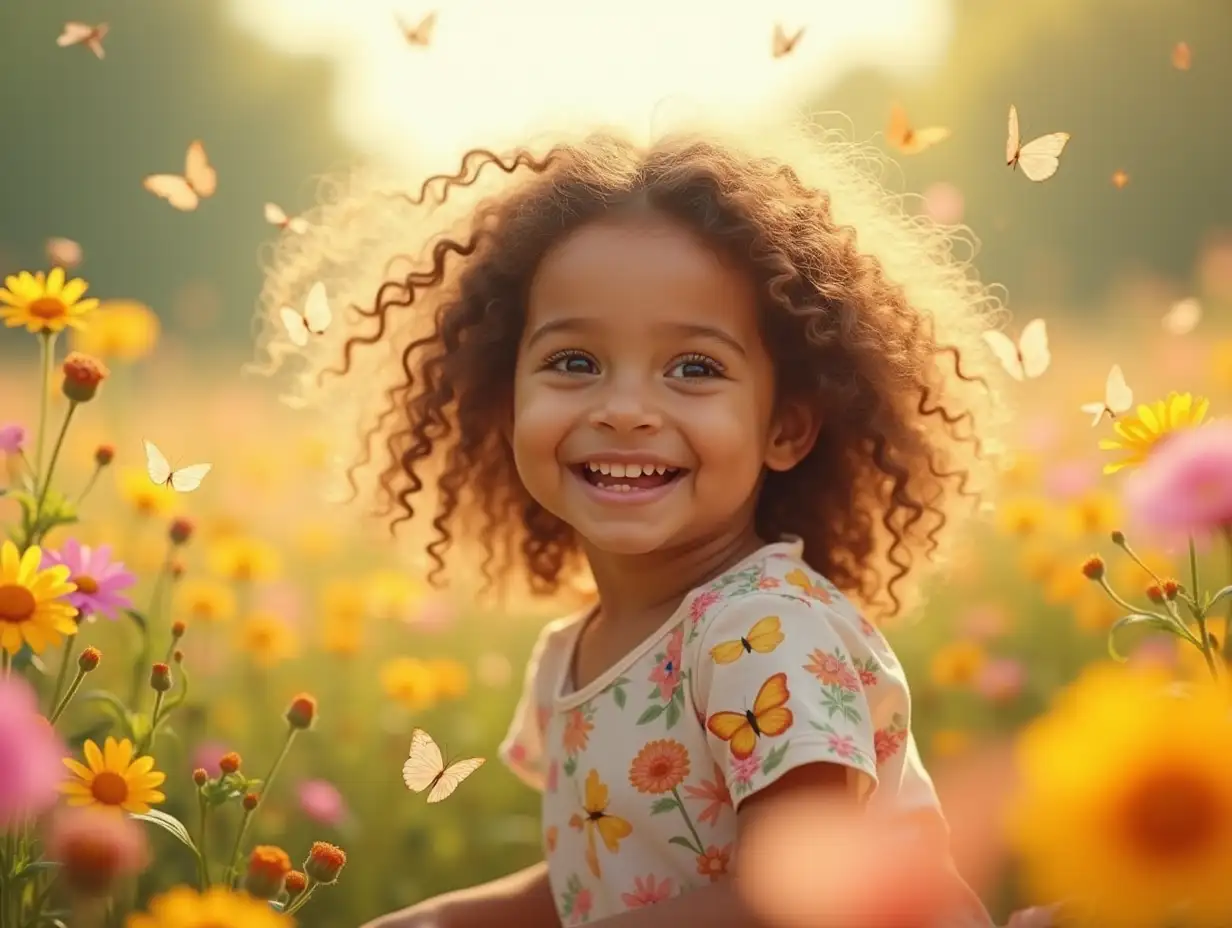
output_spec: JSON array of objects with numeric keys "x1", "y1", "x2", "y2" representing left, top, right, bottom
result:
[
  {"x1": 0, "y1": 626, "x2": 22, "y2": 655},
  {"x1": 16, "y1": 546, "x2": 43, "y2": 584},
  {"x1": 22, "y1": 623, "x2": 48, "y2": 654},
  {"x1": 46, "y1": 266, "x2": 65, "y2": 295},
  {"x1": 1, "y1": 542, "x2": 20, "y2": 579},
  {"x1": 63, "y1": 758, "x2": 94, "y2": 781},
  {"x1": 64, "y1": 794, "x2": 95, "y2": 807},
  {"x1": 122, "y1": 799, "x2": 151, "y2": 815},
  {"x1": 83, "y1": 739, "x2": 104, "y2": 773},
  {"x1": 60, "y1": 278, "x2": 87, "y2": 304},
  {"x1": 128, "y1": 755, "x2": 155, "y2": 777}
]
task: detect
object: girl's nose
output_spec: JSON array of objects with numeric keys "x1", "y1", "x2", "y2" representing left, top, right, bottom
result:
[{"x1": 588, "y1": 391, "x2": 663, "y2": 433}]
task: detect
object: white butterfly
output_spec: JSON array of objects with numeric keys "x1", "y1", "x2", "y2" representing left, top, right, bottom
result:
[
  {"x1": 1161, "y1": 298, "x2": 1201, "y2": 336},
  {"x1": 1080, "y1": 364, "x2": 1133, "y2": 427},
  {"x1": 58, "y1": 22, "x2": 108, "y2": 59},
  {"x1": 982, "y1": 318, "x2": 1050, "y2": 381},
  {"x1": 143, "y1": 141, "x2": 217, "y2": 212},
  {"x1": 143, "y1": 439, "x2": 211, "y2": 493},
  {"x1": 401, "y1": 728, "x2": 485, "y2": 804},
  {"x1": 279, "y1": 282, "x2": 333, "y2": 347},
  {"x1": 1006, "y1": 105, "x2": 1070, "y2": 182},
  {"x1": 264, "y1": 202, "x2": 309, "y2": 235}
]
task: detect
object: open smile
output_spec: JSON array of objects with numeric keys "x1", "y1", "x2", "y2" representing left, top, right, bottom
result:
[{"x1": 569, "y1": 459, "x2": 690, "y2": 504}]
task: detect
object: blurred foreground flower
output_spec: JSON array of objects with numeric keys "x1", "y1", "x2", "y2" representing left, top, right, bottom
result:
[
  {"x1": 0, "y1": 267, "x2": 99, "y2": 334},
  {"x1": 209, "y1": 535, "x2": 280, "y2": 583},
  {"x1": 1008, "y1": 665, "x2": 1232, "y2": 927},
  {"x1": 239, "y1": 611, "x2": 298, "y2": 667},
  {"x1": 62, "y1": 736, "x2": 167, "y2": 815},
  {"x1": 42, "y1": 538, "x2": 135, "y2": 620},
  {"x1": 47, "y1": 806, "x2": 150, "y2": 897},
  {"x1": 381, "y1": 656, "x2": 438, "y2": 709},
  {"x1": 1125, "y1": 419, "x2": 1232, "y2": 538},
  {"x1": 1100, "y1": 392, "x2": 1210, "y2": 474},
  {"x1": 70, "y1": 299, "x2": 160, "y2": 362},
  {"x1": 0, "y1": 676, "x2": 66, "y2": 826},
  {"x1": 0, "y1": 424, "x2": 25, "y2": 455},
  {"x1": 126, "y1": 885, "x2": 292, "y2": 928},
  {"x1": 176, "y1": 578, "x2": 237, "y2": 624},
  {"x1": 244, "y1": 845, "x2": 292, "y2": 900},
  {"x1": 0, "y1": 539, "x2": 78, "y2": 655},
  {"x1": 297, "y1": 779, "x2": 346, "y2": 827},
  {"x1": 118, "y1": 466, "x2": 178, "y2": 517}
]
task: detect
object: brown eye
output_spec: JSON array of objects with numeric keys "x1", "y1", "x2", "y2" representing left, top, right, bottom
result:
[
  {"x1": 543, "y1": 350, "x2": 599, "y2": 375},
  {"x1": 668, "y1": 353, "x2": 724, "y2": 379}
]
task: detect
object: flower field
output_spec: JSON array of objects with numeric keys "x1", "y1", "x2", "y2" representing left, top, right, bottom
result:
[{"x1": 1, "y1": 249, "x2": 1232, "y2": 928}]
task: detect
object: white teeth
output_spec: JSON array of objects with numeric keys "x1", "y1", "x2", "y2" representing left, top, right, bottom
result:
[{"x1": 583, "y1": 461, "x2": 680, "y2": 475}]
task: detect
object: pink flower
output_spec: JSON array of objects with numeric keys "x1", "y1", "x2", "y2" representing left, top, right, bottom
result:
[
  {"x1": 873, "y1": 727, "x2": 907, "y2": 764},
  {"x1": 689, "y1": 590, "x2": 722, "y2": 624},
  {"x1": 621, "y1": 873, "x2": 674, "y2": 908},
  {"x1": 0, "y1": 424, "x2": 25, "y2": 455},
  {"x1": 975, "y1": 658, "x2": 1025, "y2": 703},
  {"x1": 0, "y1": 678, "x2": 66, "y2": 827},
  {"x1": 960, "y1": 604, "x2": 1008, "y2": 641},
  {"x1": 826, "y1": 732, "x2": 857, "y2": 759},
  {"x1": 648, "y1": 627, "x2": 683, "y2": 702},
  {"x1": 190, "y1": 741, "x2": 229, "y2": 776},
  {"x1": 41, "y1": 539, "x2": 135, "y2": 621},
  {"x1": 572, "y1": 887, "x2": 593, "y2": 923},
  {"x1": 297, "y1": 779, "x2": 347, "y2": 827},
  {"x1": 1125, "y1": 421, "x2": 1232, "y2": 537},
  {"x1": 545, "y1": 759, "x2": 559, "y2": 793},
  {"x1": 731, "y1": 752, "x2": 761, "y2": 786},
  {"x1": 407, "y1": 595, "x2": 456, "y2": 632},
  {"x1": 45, "y1": 807, "x2": 149, "y2": 896}
]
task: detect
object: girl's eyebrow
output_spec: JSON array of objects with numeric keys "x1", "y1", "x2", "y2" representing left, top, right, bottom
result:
[{"x1": 525, "y1": 316, "x2": 746, "y2": 357}]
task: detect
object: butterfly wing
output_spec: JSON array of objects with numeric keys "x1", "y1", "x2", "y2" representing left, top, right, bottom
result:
[
  {"x1": 302, "y1": 282, "x2": 333, "y2": 334},
  {"x1": 184, "y1": 141, "x2": 217, "y2": 199},
  {"x1": 583, "y1": 821, "x2": 601, "y2": 877},
  {"x1": 402, "y1": 728, "x2": 446, "y2": 793},
  {"x1": 287, "y1": 217, "x2": 309, "y2": 235},
  {"x1": 58, "y1": 22, "x2": 95, "y2": 47},
  {"x1": 264, "y1": 202, "x2": 288, "y2": 226},
  {"x1": 426, "y1": 757, "x2": 485, "y2": 803},
  {"x1": 1105, "y1": 364, "x2": 1133, "y2": 415},
  {"x1": 904, "y1": 126, "x2": 951, "y2": 155},
  {"x1": 887, "y1": 104, "x2": 910, "y2": 149},
  {"x1": 1079, "y1": 402, "x2": 1107, "y2": 427},
  {"x1": 744, "y1": 616, "x2": 785, "y2": 655},
  {"x1": 707, "y1": 710, "x2": 756, "y2": 757},
  {"x1": 1018, "y1": 318, "x2": 1051, "y2": 379},
  {"x1": 595, "y1": 812, "x2": 633, "y2": 853},
  {"x1": 169, "y1": 463, "x2": 211, "y2": 493},
  {"x1": 143, "y1": 439, "x2": 172, "y2": 485},
  {"x1": 751, "y1": 673, "x2": 793, "y2": 738},
  {"x1": 143, "y1": 175, "x2": 199, "y2": 212},
  {"x1": 709, "y1": 639, "x2": 747, "y2": 665},
  {"x1": 1018, "y1": 133, "x2": 1070, "y2": 182},
  {"x1": 982, "y1": 330, "x2": 1025, "y2": 381},
  {"x1": 1162, "y1": 298, "x2": 1201, "y2": 336},
  {"x1": 1006, "y1": 105, "x2": 1020, "y2": 165},
  {"x1": 279, "y1": 307, "x2": 309, "y2": 347}
]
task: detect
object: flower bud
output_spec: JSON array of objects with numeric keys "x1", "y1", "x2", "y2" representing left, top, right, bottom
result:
[
  {"x1": 192, "y1": 768, "x2": 209, "y2": 786},
  {"x1": 1163, "y1": 579, "x2": 1180, "y2": 600},
  {"x1": 1146, "y1": 584, "x2": 1164, "y2": 605},
  {"x1": 94, "y1": 444, "x2": 115, "y2": 467},
  {"x1": 218, "y1": 752, "x2": 241, "y2": 775},
  {"x1": 169, "y1": 560, "x2": 185, "y2": 580},
  {"x1": 172, "y1": 649, "x2": 184, "y2": 664},
  {"x1": 171, "y1": 620, "x2": 187, "y2": 640},
  {"x1": 78, "y1": 646, "x2": 101, "y2": 672},
  {"x1": 284, "y1": 870, "x2": 308, "y2": 899},
  {"x1": 1110, "y1": 530, "x2": 1126, "y2": 546},
  {"x1": 286, "y1": 693, "x2": 317, "y2": 730},
  {"x1": 169, "y1": 518, "x2": 194, "y2": 545},
  {"x1": 1081, "y1": 556, "x2": 1105, "y2": 581},
  {"x1": 243, "y1": 792, "x2": 259, "y2": 812},
  {"x1": 61, "y1": 353, "x2": 110, "y2": 403},
  {"x1": 244, "y1": 845, "x2": 291, "y2": 900},
  {"x1": 149, "y1": 662, "x2": 173, "y2": 693},
  {"x1": 304, "y1": 841, "x2": 346, "y2": 884}
]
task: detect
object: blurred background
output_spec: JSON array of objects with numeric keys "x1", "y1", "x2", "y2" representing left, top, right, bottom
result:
[{"x1": 1, "y1": 0, "x2": 1231, "y2": 924}]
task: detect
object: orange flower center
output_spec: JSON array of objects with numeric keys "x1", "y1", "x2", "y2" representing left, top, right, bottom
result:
[
  {"x1": 0, "y1": 584, "x2": 36, "y2": 624},
  {"x1": 1120, "y1": 770, "x2": 1223, "y2": 862},
  {"x1": 90, "y1": 771, "x2": 129, "y2": 806},
  {"x1": 233, "y1": 558, "x2": 254, "y2": 581},
  {"x1": 28, "y1": 297, "x2": 67, "y2": 320},
  {"x1": 73, "y1": 575, "x2": 100, "y2": 595}
]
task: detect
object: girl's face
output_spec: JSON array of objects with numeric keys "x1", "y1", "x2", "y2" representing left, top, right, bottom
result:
[{"x1": 511, "y1": 210, "x2": 815, "y2": 558}]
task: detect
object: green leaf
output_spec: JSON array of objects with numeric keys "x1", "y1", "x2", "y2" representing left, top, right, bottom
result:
[
  {"x1": 636, "y1": 704, "x2": 666, "y2": 726},
  {"x1": 1107, "y1": 613, "x2": 1181, "y2": 662},
  {"x1": 667, "y1": 835, "x2": 699, "y2": 853},
  {"x1": 77, "y1": 689, "x2": 135, "y2": 735},
  {"x1": 762, "y1": 741, "x2": 790, "y2": 775},
  {"x1": 1209, "y1": 585, "x2": 1232, "y2": 610},
  {"x1": 650, "y1": 796, "x2": 680, "y2": 815},
  {"x1": 612, "y1": 687, "x2": 626, "y2": 710},
  {"x1": 130, "y1": 809, "x2": 200, "y2": 857},
  {"x1": 125, "y1": 608, "x2": 149, "y2": 633},
  {"x1": 664, "y1": 697, "x2": 681, "y2": 729},
  {"x1": 14, "y1": 860, "x2": 62, "y2": 882}
]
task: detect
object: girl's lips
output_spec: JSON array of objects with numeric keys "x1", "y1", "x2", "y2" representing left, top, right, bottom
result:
[{"x1": 568, "y1": 465, "x2": 687, "y2": 506}]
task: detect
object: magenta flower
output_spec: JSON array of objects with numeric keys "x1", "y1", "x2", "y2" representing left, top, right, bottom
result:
[
  {"x1": 975, "y1": 657, "x2": 1026, "y2": 703},
  {"x1": 0, "y1": 677, "x2": 66, "y2": 828},
  {"x1": 648, "y1": 627, "x2": 683, "y2": 702},
  {"x1": 1124, "y1": 420, "x2": 1232, "y2": 538},
  {"x1": 621, "y1": 873, "x2": 674, "y2": 908},
  {"x1": 41, "y1": 539, "x2": 135, "y2": 621},
  {"x1": 0, "y1": 424, "x2": 24, "y2": 455},
  {"x1": 297, "y1": 778, "x2": 347, "y2": 827}
]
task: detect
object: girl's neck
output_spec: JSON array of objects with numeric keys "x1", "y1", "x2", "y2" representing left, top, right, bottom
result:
[{"x1": 583, "y1": 526, "x2": 766, "y2": 627}]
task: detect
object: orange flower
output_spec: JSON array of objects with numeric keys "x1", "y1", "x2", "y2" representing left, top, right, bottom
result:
[
  {"x1": 628, "y1": 740, "x2": 690, "y2": 795},
  {"x1": 696, "y1": 843, "x2": 731, "y2": 882},
  {"x1": 683, "y1": 762, "x2": 733, "y2": 826},
  {"x1": 305, "y1": 841, "x2": 347, "y2": 884},
  {"x1": 545, "y1": 825, "x2": 558, "y2": 854},
  {"x1": 562, "y1": 708, "x2": 593, "y2": 755},
  {"x1": 244, "y1": 845, "x2": 291, "y2": 900},
  {"x1": 284, "y1": 870, "x2": 308, "y2": 898}
]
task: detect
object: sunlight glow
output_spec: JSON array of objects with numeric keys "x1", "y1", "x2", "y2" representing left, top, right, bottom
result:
[{"x1": 227, "y1": 0, "x2": 953, "y2": 175}]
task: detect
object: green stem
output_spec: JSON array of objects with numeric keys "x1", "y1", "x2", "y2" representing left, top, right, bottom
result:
[
  {"x1": 75, "y1": 465, "x2": 102, "y2": 507},
  {"x1": 1223, "y1": 526, "x2": 1232, "y2": 664},
  {"x1": 226, "y1": 729, "x2": 298, "y2": 887},
  {"x1": 131, "y1": 543, "x2": 174, "y2": 709},
  {"x1": 197, "y1": 794, "x2": 212, "y2": 889},
  {"x1": 48, "y1": 668, "x2": 87, "y2": 725},
  {"x1": 32, "y1": 332, "x2": 56, "y2": 485},
  {"x1": 223, "y1": 808, "x2": 254, "y2": 891},
  {"x1": 283, "y1": 882, "x2": 319, "y2": 916},
  {"x1": 46, "y1": 635, "x2": 76, "y2": 717},
  {"x1": 670, "y1": 786, "x2": 706, "y2": 855},
  {"x1": 1187, "y1": 537, "x2": 1218, "y2": 679},
  {"x1": 31, "y1": 401, "x2": 77, "y2": 544},
  {"x1": 140, "y1": 690, "x2": 166, "y2": 755}
]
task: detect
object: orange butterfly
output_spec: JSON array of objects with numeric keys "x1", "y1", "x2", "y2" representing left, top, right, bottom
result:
[
  {"x1": 397, "y1": 11, "x2": 437, "y2": 47},
  {"x1": 710, "y1": 616, "x2": 784, "y2": 665},
  {"x1": 771, "y1": 24, "x2": 804, "y2": 59},
  {"x1": 143, "y1": 141, "x2": 217, "y2": 212},
  {"x1": 706, "y1": 673, "x2": 794, "y2": 759},
  {"x1": 567, "y1": 770, "x2": 632, "y2": 878},
  {"x1": 58, "y1": 22, "x2": 108, "y2": 59},
  {"x1": 785, "y1": 568, "x2": 832, "y2": 604},
  {"x1": 886, "y1": 104, "x2": 951, "y2": 155}
]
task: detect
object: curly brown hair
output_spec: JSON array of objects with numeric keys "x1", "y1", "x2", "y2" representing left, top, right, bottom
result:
[{"x1": 259, "y1": 128, "x2": 1008, "y2": 620}]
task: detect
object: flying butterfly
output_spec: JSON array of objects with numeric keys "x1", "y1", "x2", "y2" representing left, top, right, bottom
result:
[
  {"x1": 280, "y1": 282, "x2": 333, "y2": 347},
  {"x1": 143, "y1": 439, "x2": 212, "y2": 493},
  {"x1": 886, "y1": 103, "x2": 951, "y2": 155},
  {"x1": 58, "y1": 22, "x2": 108, "y2": 59},
  {"x1": 706, "y1": 672, "x2": 794, "y2": 759},
  {"x1": 1162, "y1": 298, "x2": 1201, "y2": 336},
  {"x1": 709, "y1": 615, "x2": 785, "y2": 665},
  {"x1": 401, "y1": 728, "x2": 485, "y2": 803},
  {"x1": 983, "y1": 318, "x2": 1050, "y2": 381},
  {"x1": 143, "y1": 141, "x2": 217, "y2": 212},
  {"x1": 46, "y1": 238, "x2": 83, "y2": 270},
  {"x1": 772, "y1": 23, "x2": 804, "y2": 59},
  {"x1": 1006, "y1": 105, "x2": 1070, "y2": 183},
  {"x1": 264, "y1": 203, "x2": 309, "y2": 235},
  {"x1": 396, "y1": 11, "x2": 437, "y2": 47},
  {"x1": 1080, "y1": 365, "x2": 1133, "y2": 427}
]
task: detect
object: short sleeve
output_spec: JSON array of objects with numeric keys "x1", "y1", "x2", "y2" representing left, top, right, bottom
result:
[
  {"x1": 691, "y1": 592, "x2": 903, "y2": 807},
  {"x1": 497, "y1": 621, "x2": 565, "y2": 791}
]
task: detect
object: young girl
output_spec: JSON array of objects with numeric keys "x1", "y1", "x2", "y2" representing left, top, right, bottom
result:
[{"x1": 275, "y1": 128, "x2": 1014, "y2": 927}]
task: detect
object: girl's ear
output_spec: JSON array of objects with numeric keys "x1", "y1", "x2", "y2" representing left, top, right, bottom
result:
[{"x1": 765, "y1": 400, "x2": 821, "y2": 472}]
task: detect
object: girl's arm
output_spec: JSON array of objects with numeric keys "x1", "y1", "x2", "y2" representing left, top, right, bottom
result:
[{"x1": 362, "y1": 861, "x2": 560, "y2": 928}]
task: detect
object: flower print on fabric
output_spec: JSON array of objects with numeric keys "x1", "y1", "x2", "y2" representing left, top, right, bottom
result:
[
  {"x1": 695, "y1": 843, "x2": 732, "y2": 883},
  {"x1": 784, "y1": 567, "x2": 832, "y2": 604},
  {"x1": 637, "y1": 629, "x2": 688, "y2": 730},
  {"x1": 560, "y1": 874, "x2": 594, "y2": 924},
  {"x1": 803, "y1": 647, "x2": 864, "y2": 724},
  {"x1": 621, "y1": 873, "x2": 674, "y2": 908},
  {"x1": 562, "y1": 704, "x2": 596, "y2": 776},
  {"x1": 682, "y1": 761, "x2": 732, "y2": 827},
  {"x1": 705, "y1": 673, "x2": 793, "y2": 759},
  {"x1": 631, "y1": 740, "x2": 709, "y2": 865},
  {"x1": 874, "y1": 714, "x2": 909, "y2": 765},
  {"x1": 569, "y1": 769, "x2": 632, "y2": 878}
]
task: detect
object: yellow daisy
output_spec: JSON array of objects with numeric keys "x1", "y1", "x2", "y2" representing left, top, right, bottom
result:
[
  {"x1": 0, "y1": 540, "x2": 78, "y2": 655},
  {"x1": 117, "y1": 467, "x2": 178, "y2": 517},
  {"x1": 126, "y1": 885, "x2": 291, "y2": 928},
  {"x1": 1008, "y1": 665, "x2": 1232, "y2": 927},
  {"x1": 70, "y1": 299, "x2": 160, "y2": 362},
  {"x1": 1099, "y1": 392, "x2": 1210, "y2": 474},
  {"x1": 238, "y1": 611, "x2": 298, "y2": 668},
  {"x1": 0, "y1": 267, "x2": 99, "y2": 334},
  {"x1": 61, "y1": 737, "x2": 166, "y2": 815},
  {"x1": 174, "y1": 578, "x2": 237, "y2": 624},
  {"x1": 208, "y1": 535, "x2": 280, "y2": 584},
  {"x1": 380, "y1": 657, "x2": 437, "y2": 709}
]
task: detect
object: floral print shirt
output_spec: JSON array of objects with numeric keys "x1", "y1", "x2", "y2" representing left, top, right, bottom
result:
[{"x1": 499, "y1": 540, "x2": 991, "y2": 925}]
